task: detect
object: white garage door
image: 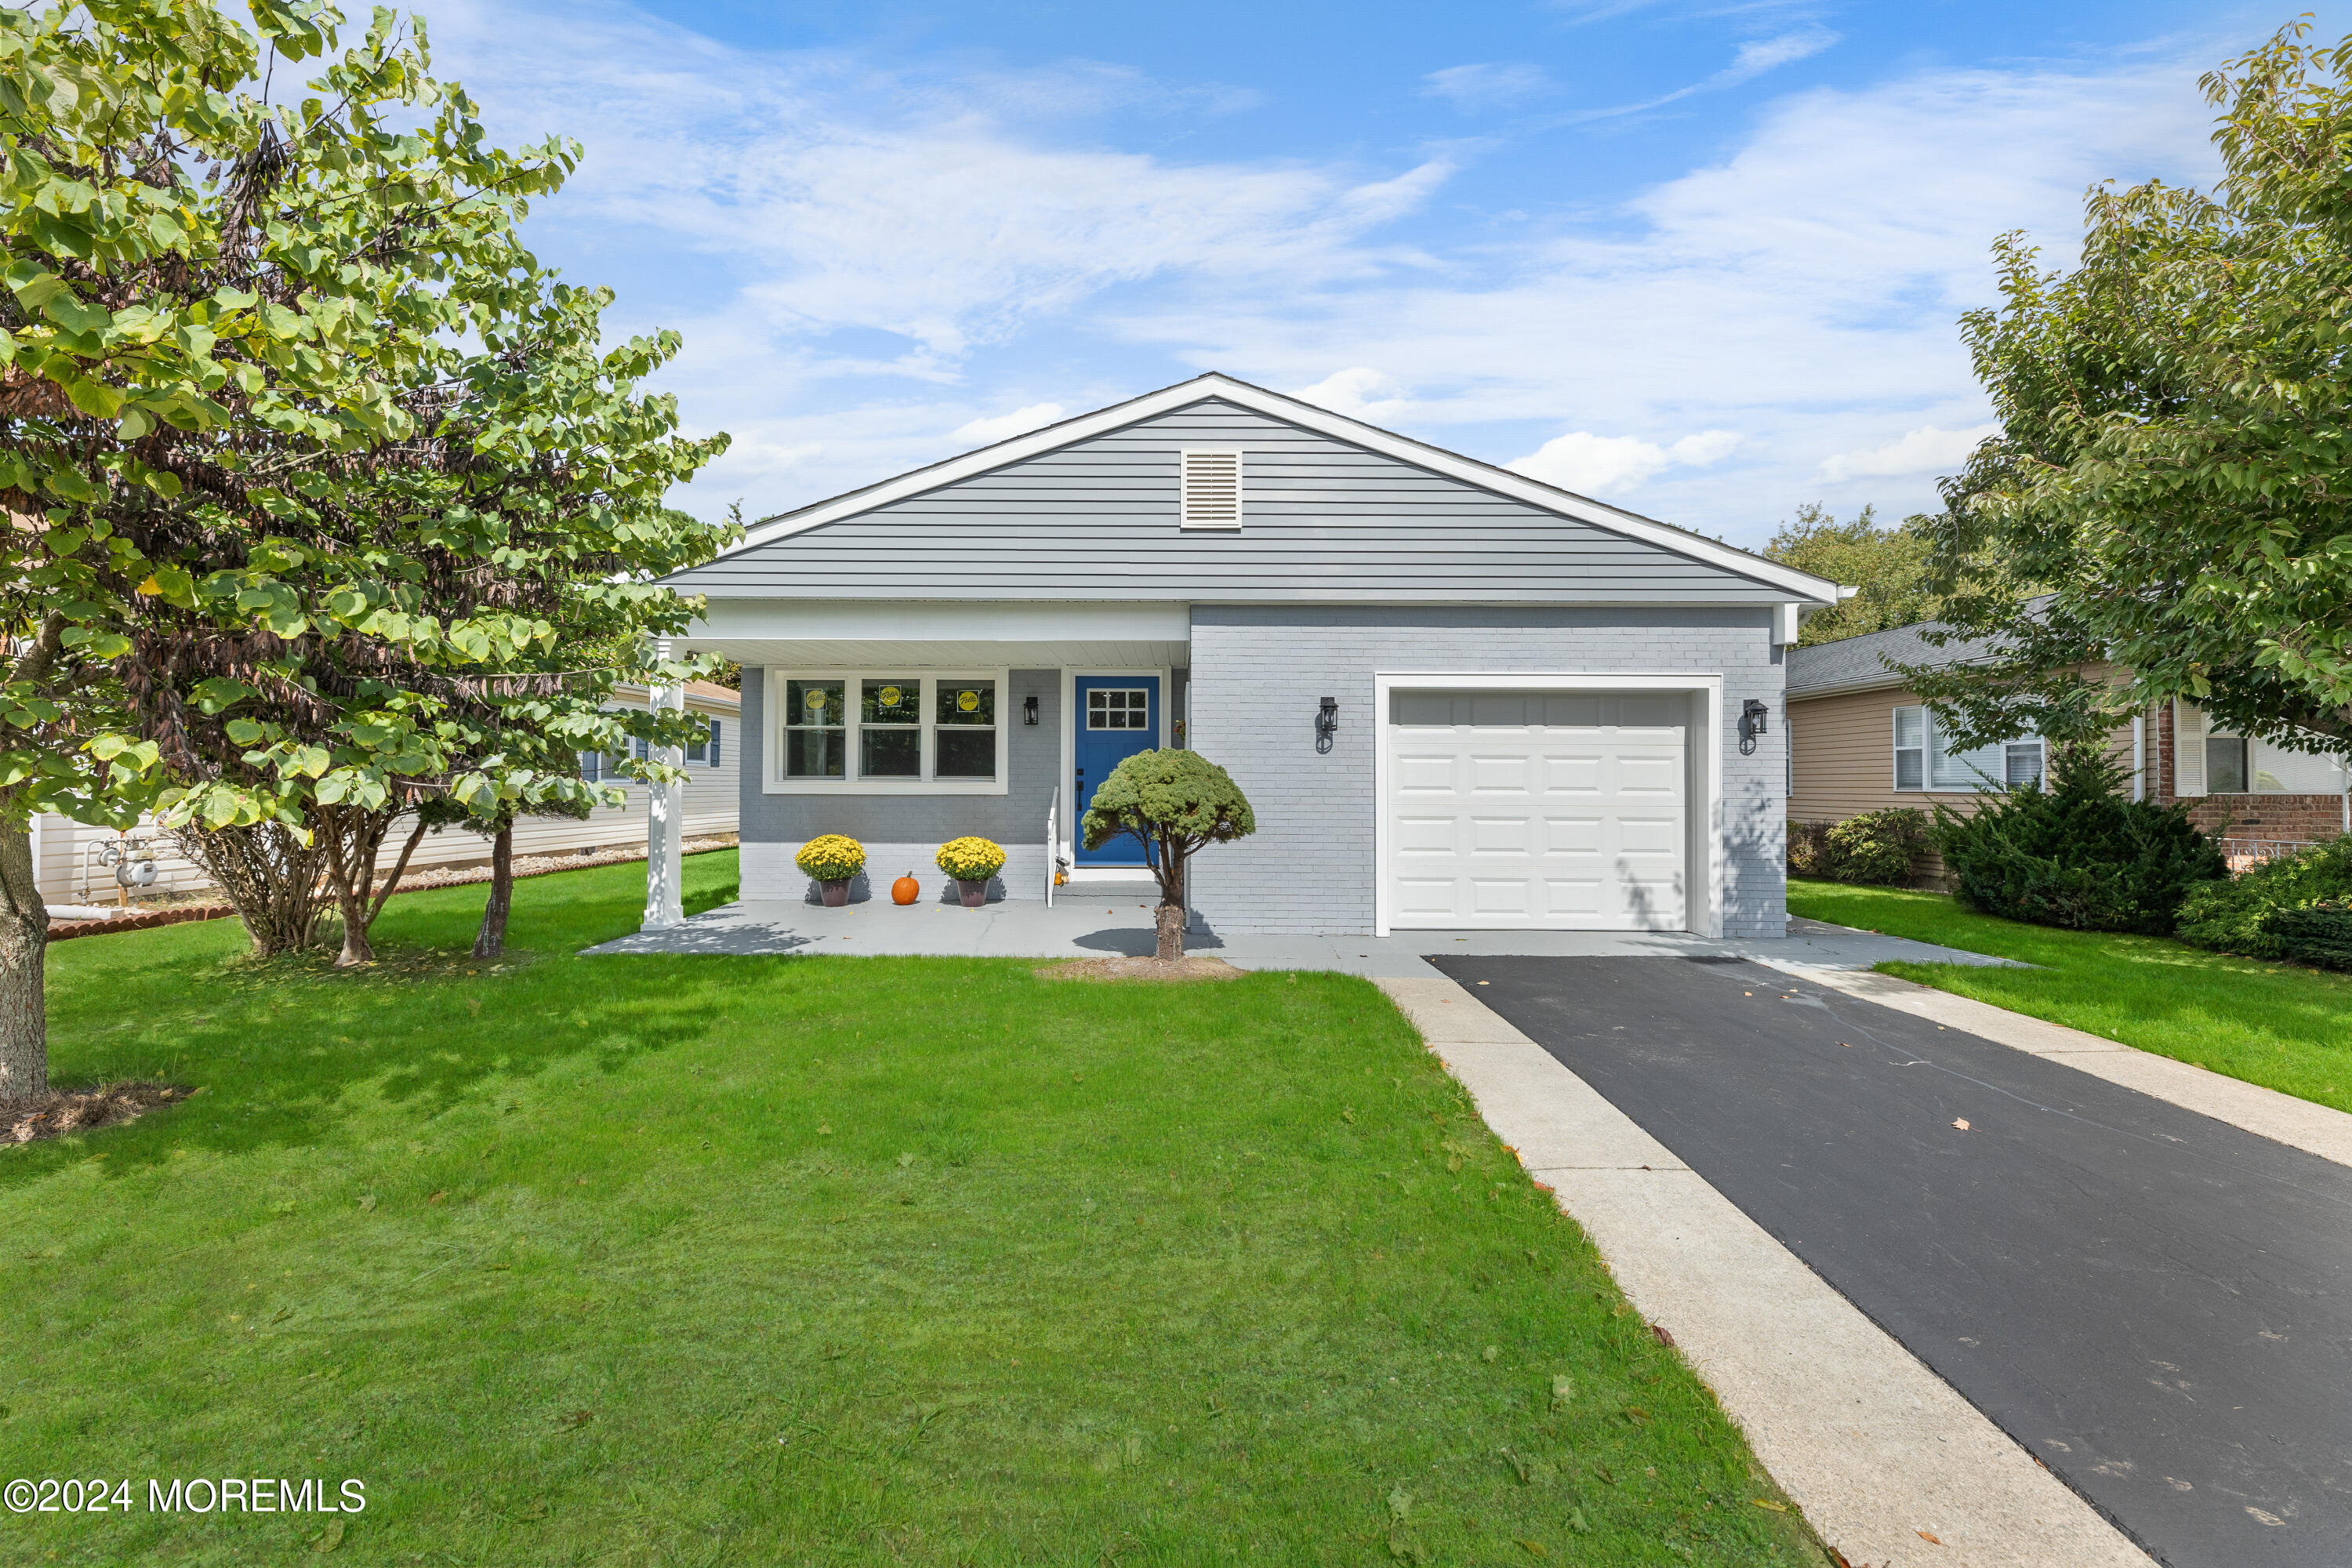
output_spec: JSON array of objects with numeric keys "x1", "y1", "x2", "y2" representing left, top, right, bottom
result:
[{"x1": 1385, "y1": 690, "x2": 1688, "y2": 931}]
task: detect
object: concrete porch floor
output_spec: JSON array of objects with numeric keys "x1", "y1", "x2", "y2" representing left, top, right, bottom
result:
[{"x1": 582, "y1": 896, "x2": 2016, "y2": 979}]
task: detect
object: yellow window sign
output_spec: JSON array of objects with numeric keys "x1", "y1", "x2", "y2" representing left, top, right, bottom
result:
[
  {"x1": 804, "y1": 690, "x2": 827, "y2": 711},
  {"x1": 877, "y1": 685, "x2": 902, "y2": 707},
  {"x1": 957, "y1": 689, "x2": 980, "y2": 712}
]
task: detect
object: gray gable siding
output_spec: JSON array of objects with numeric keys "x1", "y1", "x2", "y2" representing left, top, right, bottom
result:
[{"x1": 669, "y1": 400, "x2": 1788, "y2": 603}]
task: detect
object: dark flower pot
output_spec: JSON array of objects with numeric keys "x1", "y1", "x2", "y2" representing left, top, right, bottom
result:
[
  {"x1": 957, "y1": 879, "x2": 989, "y2": 908},
  {"x1": 820, "y1": 879, "x2": 851, "y2": 908}
]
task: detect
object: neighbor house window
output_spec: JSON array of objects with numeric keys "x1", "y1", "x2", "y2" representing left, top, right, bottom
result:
[
  {"x1": 2206, "y1": 735, "x2": 2249, "y2": 793},
  {"x1": 686, "y1": 719, "x2": 722, "y2": 766},
  {"x1": 768, "y1": 673, "x2": 1005, "y2": 791},
  {"x1": 1893, "y1": 705, "x2": 2041, "y2": 791}
]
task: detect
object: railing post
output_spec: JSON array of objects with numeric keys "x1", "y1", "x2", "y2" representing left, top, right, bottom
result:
[{"x1": 642, "y1": 641, "x2": 686, "y2": 931}]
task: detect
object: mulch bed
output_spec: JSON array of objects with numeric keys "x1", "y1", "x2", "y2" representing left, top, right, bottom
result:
[
  {"x1": 1034, "y1": 956, "x2": 1246, "y2": 982},
  {"x1": 4, "y1": 1082, "x2": 197, "y2": 1145}
]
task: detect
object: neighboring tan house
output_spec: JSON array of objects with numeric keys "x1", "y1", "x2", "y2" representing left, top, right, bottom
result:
[
  {"x1": 1786, "y1": 617, "x2": 2349, "y2": 873},
  {"x1": 659, "y1": 373, "x2": 1845, "y2": 938},
  {"x1": 35, "y1": 681, "x2": 740, "y2": 909}
]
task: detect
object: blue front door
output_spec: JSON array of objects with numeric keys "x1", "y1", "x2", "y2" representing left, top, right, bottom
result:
[{"x1": 1074, "y1": 675, "x2": 1161, "y2": 866}]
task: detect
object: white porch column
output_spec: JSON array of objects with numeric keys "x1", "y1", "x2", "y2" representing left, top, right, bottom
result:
[{"x1": 641, "y1": 641, "x2": 686, "y2": 930}]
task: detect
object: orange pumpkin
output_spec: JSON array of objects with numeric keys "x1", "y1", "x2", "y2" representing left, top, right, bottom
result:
[{"x1": 891, "y1": 873, "x2": 921, "y2": 906}]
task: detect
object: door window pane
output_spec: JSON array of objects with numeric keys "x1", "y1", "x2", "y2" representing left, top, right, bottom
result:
[
  {"x1": 784, "y1": 679, "x2": 845, "y2": 778},
  {"x1": 860, "y1": 678, "x2": 920, "y2": 777},
  {"x1": 936, "y1": 680, "x2": 996, "y2": 779},
  {"x1": 1087, "y1": 688, "x2": 1149, "y2": 730}
]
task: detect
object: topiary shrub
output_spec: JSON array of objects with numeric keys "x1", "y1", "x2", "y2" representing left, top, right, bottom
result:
[
  {"x1": 2176, "y1": 835, "x2": 2352, "y2": 959},
  {"x1": 1081, "y1": 749, "x2": 1256, "y2": 961},
  {"x1": 1931, "y1": 748, "x2": 2225, "y2": 934},
  {"x1": 2268, "y1": 900, "x2": 2352, "y2": 971},
  {"x1": 1824, "y1": 808, "x2": 1929, "y2": 885}
]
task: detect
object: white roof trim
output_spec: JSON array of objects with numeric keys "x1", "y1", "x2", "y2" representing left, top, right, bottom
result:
[{"x1": 716, "y1": 373, "x2": 1843, "y2": 605}]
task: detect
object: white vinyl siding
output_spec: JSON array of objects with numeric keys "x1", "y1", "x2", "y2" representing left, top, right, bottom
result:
[{"x1": 1893, "y1": 705, "x2": 2041, "y2": 792}]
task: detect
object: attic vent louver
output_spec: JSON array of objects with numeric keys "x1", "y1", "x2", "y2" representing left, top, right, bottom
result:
[{"x1": 1178, "y1": 449, "x2": 1243, "y2": 529}]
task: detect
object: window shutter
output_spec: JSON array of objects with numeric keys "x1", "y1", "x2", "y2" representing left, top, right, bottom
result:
[
  {"x1": 1178, "y1": 450, "x2": 1243, "y2": 528},
  {"x1": 709, "y1": 720, "x2": 722, "y2": 768},
  {"x1": 2174, "y1": 700, "x2": 2205, "y2": 796}
]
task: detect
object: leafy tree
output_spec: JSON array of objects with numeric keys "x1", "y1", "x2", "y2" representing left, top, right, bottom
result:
[
  {"x1": 1764, "y1": 505, "x2": 1939, "y2": 646},
  {"x1": 1080, "y1": 749, "x2": 1255, "y2": 961},
  {"x1": 1910, "y1": 22, "x2": 2352, "y2": 762},
  {"x1": 0, "y1": 0, "x2": 728, "y2": 1103}
]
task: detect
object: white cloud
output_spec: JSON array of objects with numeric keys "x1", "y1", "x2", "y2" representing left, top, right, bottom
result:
[
  {"x1": 1816, "y1": 423, "x2": 1998, "y2": 483},
  {"x1": 1508, "y1": 430, "x2": 1740, "y2": 496},
  {"x1": 404, "y1": 0, "x2": 2221, "y2": 539},
  {"x1": 953, "y1": 403, "x2": 1067, "y2": 445},
  {"x1": 1423, "y1": 63, "x2": 1551, "y2": 111},
  {"x1": 1290, "y1": 367, "x2": 1411, "y2": 419},
  {"x1": 1716, "y1": 30, "x2": 1839, "y2": 88}
]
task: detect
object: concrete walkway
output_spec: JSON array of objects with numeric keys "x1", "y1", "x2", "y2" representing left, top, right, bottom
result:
[{"x1": 584, "y1": 899, "x2": 2015, "y2": 975}]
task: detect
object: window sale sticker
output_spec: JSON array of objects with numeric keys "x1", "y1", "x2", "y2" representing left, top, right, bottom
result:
[{"x1": 958, "y1": 690, "x2": 979, "y2": 712}]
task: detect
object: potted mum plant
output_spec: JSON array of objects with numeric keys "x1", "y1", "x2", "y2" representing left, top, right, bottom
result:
[
  {"x1": 797, "y1": 834, "x2": 866, "y2": 907},
  {"x1": 936, "y1": 837, "x2": 1007, "y2": 908}
]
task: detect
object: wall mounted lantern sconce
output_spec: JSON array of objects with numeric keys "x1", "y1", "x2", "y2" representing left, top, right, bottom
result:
[
  {"x1": 1739, "y1": 698, "x2": 1769, "y2": 756},
  {"x1": 1316, "y1": 695, "x2": 1340, "y2": 754},
  {"x1": 1022, "y1": 694, "x2": 1040, "y2": 726}
]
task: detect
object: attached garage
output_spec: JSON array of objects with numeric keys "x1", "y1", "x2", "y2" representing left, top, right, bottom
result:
[{"x1": 1380, "y1": 688, "x2": 1700, "y2": 932}]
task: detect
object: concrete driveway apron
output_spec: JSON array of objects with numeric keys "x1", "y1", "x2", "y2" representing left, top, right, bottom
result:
[{"x1": 1433, "y1": 954, "x2": 2352, "y2": 1568}]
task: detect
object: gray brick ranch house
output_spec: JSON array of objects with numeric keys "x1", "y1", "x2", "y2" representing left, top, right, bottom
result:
[{"x1": 660, "y1": 375, "x2": 1843, "y2": 938}]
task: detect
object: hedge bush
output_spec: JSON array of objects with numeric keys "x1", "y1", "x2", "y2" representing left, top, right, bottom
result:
[
  {"x1": 1932, "y1": 749, "x2": 2224, "y2": 935},
  {"x1": 2176, "y1": 835, "x2": 2352, "y2": 959},
  {"x1": 2270, "y1": 901, "x2": 2352, "y2": 971},
  {"x1": 1788, "y1": 808, "x2": 1929, "y2": 885}
]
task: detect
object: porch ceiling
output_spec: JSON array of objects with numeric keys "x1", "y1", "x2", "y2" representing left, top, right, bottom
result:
[{"x1": 673, "y1": 637, "x2": 1189, "y2": 669}]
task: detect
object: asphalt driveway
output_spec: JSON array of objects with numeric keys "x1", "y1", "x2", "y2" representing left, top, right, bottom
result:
[{"x1": 1433, "y1": 955, "x2": 2352, "y2": 1568}]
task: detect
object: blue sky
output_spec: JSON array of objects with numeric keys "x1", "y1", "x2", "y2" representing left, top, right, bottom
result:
[{"x1": 406, "y1": 0, "x2": 2288, "y2": 547}]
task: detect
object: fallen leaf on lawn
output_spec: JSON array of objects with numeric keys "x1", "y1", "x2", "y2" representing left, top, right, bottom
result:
[
  {"x1": 1481, "y1": 1345, "x2": 1499, "y2": 1363},
  {"x1": 897, "y1": 1151, "x2": 915, "y2": 1167},
  {"x1": 1951, "y1": 1119, "x2": 1970, "y2": 1131},
  {"x1": 1567, "y1": 1508, "x2": 1592, "y2": 1534},
  {"x1": 1386, "y1": 1486, "x2": 1412, "y2": 1522},
  {"x1": 426, "y1": 1190, "x2": 447, "y2": 1204},
  {"x1": 1751, "y1": 1498, "x2": 1788, "y2": 1512},
  {"x1": 1918, "y1": 1528, "x2": 1944, "y2": 1544},
  {"x1": 557, "y1": 1409, "x2": 593, "y2": 1430},
  {"x1": 1387, "y1": 1532, "x2": 1432, "y2": 1564},
  {"x1": 1341, "y1": 1108, "x2": 1357, "y2": 1124},
  {"x1": 310, "y1": 1518, "x2": 345, "y2": 1552},
  {"x1": 1551, "y1": 1374, "x2": 1576, "y2": 1407},
  {"x1": 357, "y1": 1193, "x2": 376, "y2": 1212},
  {"x1": 1621, "y1": 1404, "x2": 1651, "y2": 1425},
  {"x1": 1515, "y1": 1540, "x2": 1549, "y2": 1558},
  {"x1": 1651, "y1": 1323, "x2": 1677, "y2": 1348},
  {"x1": 1500, "y1": 1447, "x2": 1533, "y2": 1484}
]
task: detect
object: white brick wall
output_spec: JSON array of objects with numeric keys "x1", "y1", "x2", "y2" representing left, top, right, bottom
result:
[{"x1": 1185, "y1": 606, "x2": 1788, "y2": 938}]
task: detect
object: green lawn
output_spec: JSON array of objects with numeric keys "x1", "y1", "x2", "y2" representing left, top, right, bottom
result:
[
  {"x1": 2, "y1": 852, "x2": 1821, "y2": 1566},
  {"x1": 1788, "y1": 878, "x2": 2352, "y2": 1113}
]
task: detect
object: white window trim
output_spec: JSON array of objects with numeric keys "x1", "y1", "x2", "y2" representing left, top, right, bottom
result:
[
  {"x1": 763, "y1": 670, "x2": 1010, "y2": 796},
  {"x1": 1891, "y1": 704, "x2": 2041, "y2": 793},
  {"x1": 1178, "y1": 448, "x2": 1243, "y2": 530}
]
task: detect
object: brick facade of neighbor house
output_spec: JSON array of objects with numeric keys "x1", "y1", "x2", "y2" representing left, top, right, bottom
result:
[{"x1": 2147, "y1": 702, "x2": 2348, "y2": 855}]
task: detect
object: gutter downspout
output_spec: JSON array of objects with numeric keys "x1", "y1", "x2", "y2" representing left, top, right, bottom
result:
[{"x1": 2132, "y1": 713, "x2": 2146, "y2": 802}]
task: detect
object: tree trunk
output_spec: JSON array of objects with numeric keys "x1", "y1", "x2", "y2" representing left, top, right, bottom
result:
[
  {"x1": 170, "y1": 822, "x2": 332, "y2": 956},
  {"x1": 0, "y1": 815, "x2": 48, "y2": 1107},
  {"x1": 1154, "y1": 840, "x2": 1186, "y2": 962},
  {"x1": 473, "y1": 824, "x2": 513, "y2": 958},
  {"x1": 318, "y1": 806, "x2": 398, "y2": 968}
]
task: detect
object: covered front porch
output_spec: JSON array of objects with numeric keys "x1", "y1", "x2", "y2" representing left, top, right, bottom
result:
[{"x1": 670, "y1": 599, "x2": 1192, "y2": 908}]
